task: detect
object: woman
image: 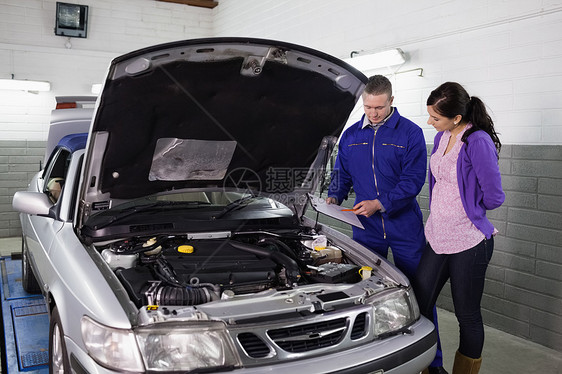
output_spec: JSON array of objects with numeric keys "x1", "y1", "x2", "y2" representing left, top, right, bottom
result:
[{"x1": 415, "y1": 82, "x2": 504, "y2": 374}]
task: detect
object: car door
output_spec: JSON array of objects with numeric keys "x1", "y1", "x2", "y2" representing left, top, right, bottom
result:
[{"x1": 24, "y1": 147, "x2": 75, "y2": 290}]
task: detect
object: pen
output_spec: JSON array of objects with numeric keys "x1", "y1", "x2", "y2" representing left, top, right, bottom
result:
[{"x1": 341, "y1": 208, "x2": 357, "y2": 211}]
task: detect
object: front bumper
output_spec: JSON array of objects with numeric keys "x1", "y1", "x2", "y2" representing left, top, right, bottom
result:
[
  {"x1": 329, "y1": 325, "x2": 437, "y2": 374},
  {"x1": 66, "y1": 317, "x2": 436, "y2": 374}
]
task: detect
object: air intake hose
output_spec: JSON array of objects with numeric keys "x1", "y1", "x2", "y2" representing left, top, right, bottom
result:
[{"x1": 146, "y1": 284, "x2": 214, "y2": 306}]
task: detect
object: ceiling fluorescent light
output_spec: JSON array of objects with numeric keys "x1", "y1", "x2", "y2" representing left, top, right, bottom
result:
[
  {"x1": 0, "y1": 78, "x2": 51, "y2": 92},
  {"x1": 345, "y1": 48, "x2": 406, "y2": 71}
]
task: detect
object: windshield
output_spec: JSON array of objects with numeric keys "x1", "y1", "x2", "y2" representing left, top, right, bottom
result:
[{"x1": 81, "y1": 190, "x2": 297, "y2": 241}]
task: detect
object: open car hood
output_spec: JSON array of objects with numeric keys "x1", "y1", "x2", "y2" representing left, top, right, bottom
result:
[{"x1": 80, "y1": 38, "x2": 366, "y2": 217}]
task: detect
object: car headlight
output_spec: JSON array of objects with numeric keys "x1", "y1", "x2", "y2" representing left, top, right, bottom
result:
[
  {"x1": 81, "y1": 316, "x2": 144, "y2": 372},
  {"x1": 368, "y1": 288, "x2": 420, "y2": 336},
  {"x1": 81, "y1": 317, "x2": 241, "y2": 372},
  {"x1": 135, "y1": 322, "x2": 241, "y2": 371}
]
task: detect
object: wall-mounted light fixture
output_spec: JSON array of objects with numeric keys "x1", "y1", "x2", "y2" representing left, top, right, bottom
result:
[
  {"x1": 0, "y1": 78, "x2": 51, "y2": 92},
  {"x1": 344, "y1": 48, "x2": 406, "y2": 71},
  {"x1": 395, "y1": 67, "x2": 424, "y2": 77}
]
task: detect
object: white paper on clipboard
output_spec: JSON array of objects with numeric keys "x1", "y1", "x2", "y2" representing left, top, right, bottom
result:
[{"x1": 307, "y1": 193, "x2": 365, "y2": 229}]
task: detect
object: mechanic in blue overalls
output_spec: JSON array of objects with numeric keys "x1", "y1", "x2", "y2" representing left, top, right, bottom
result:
[{"x1": 327, "y1": 75, "x2": 446, "y2": 374}]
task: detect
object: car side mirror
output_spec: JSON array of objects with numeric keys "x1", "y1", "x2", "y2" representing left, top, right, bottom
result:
[{"x1": 12, "y1": 191, "x2": 55, "y2": 217}]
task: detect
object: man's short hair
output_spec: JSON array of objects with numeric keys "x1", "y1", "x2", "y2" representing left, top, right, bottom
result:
[{"x1": 364, "y1": 75, "x2": 392, "y2": 98}]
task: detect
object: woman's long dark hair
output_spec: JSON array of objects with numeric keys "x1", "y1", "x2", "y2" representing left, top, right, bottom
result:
[{"x1": 427, "y1": 82, "x2": 501, "y2": 154}]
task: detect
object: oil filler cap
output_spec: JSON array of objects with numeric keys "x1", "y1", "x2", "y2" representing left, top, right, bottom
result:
[{"x1": 177, "y1": 245, "x2": 194, "y2": 254}]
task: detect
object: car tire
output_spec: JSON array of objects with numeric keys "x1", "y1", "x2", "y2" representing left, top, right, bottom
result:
[
  {"x1": 21, "y1": 236, "x2": 41, "y2": 294},
  {"x1": 49, "y1": 306, "x2": 70, "y2": 374}
]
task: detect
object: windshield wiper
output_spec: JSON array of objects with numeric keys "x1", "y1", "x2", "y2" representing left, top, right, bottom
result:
[
  {"x1": 212, "y1": 195, "x2": 260, "y2": 219},
  {"x1": 90, "y1": 200, "x2": 211, "y2": 230}
]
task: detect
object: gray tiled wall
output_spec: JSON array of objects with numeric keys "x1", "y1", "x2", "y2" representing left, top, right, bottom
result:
[
  {"x1": 422, "y1": 144, "x2": 562, "y2": 353},
  {"x1": 1, "y1": 140, "x2": 561, "y2": 352},
  {"x1": 0, "y1": 140, "x2": 45, "y2": 238}
]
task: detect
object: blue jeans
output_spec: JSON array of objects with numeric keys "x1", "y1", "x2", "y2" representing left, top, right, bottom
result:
[{"x1": 414, "y1": 238, "x2": 494, "y2": 359}]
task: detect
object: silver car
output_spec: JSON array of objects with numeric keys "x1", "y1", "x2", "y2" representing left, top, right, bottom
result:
[{"x1": 13, "y1": 38, "x2": 436, "y2": 374}]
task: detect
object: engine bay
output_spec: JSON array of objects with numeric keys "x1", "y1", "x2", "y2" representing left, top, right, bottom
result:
[{"x1": 98, "y1": 230, "x2": 373, "y2": 308}]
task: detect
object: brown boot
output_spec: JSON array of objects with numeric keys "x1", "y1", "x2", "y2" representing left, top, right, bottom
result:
[{"x1": 452, "y1": 350, "x2": 482, "y2": 374}]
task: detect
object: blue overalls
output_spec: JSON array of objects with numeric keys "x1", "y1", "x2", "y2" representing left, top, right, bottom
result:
[
  {"x1": 328, "y1": 108, "x2": 427, "y2": 275},
  {"x1": 329, "y1": 108, "x2": 443, "y2": 368}
]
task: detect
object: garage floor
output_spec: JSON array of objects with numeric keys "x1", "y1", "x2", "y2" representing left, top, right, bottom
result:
[{"x1": 0, "y1": 236, "x2": 560, "y2": 374}]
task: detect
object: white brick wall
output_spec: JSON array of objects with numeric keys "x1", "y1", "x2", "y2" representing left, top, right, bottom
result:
[
  {"x1": 1, "y1": 0, "x2": 562, "y2": 144},
  {"x1": 213, "y1": 0, "x2": 562, "y2": 145}
]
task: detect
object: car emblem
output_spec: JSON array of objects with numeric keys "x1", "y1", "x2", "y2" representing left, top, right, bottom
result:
[{"x1": 274, "y1": 326, "x2": 346, "y2": 342}]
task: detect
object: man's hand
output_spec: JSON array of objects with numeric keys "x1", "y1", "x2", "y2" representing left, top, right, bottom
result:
[
  {"x1": 353, "y1": 199, "x2": 382, "y2": 217},
  {"x1": 326, "y1": 197, "x2": 338, "y2": 205}
]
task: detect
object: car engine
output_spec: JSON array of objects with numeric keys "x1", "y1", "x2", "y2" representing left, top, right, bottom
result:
[{"x1": 99, "y1": 232, "x2": 364, "y2": 308}]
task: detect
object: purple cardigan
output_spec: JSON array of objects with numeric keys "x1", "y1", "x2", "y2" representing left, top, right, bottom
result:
[{"x1": 429, "y1": 130, "x2": 505, "y2": 238}]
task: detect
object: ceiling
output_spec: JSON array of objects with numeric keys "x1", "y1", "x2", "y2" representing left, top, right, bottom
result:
[{"x1": 156, "y1": 0, "x2": 218, "y2": 9}]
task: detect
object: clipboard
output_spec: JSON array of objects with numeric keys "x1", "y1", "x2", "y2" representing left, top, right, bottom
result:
[{"x1": 307, "y1": 193, "x2": 365, "y2": 229}]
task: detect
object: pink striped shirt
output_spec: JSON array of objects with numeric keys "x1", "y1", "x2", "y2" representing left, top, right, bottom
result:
[{"x1": 425, "y1": 125, "x2": 486, "y2": 254}]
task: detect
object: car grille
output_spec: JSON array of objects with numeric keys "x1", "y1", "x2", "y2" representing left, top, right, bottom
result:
[
  {"x1": 238, "y1": 332, "x2": 271, "y2": 358},
  {"x1": 236, "y1": 309, "x2": 372, "y2": 361},
  {"x1": 350, "y1": 312, "x2": 368, "y2": 340},
  {"x1": 268, "y1": 318, "x2": 347, "y2": 352}
]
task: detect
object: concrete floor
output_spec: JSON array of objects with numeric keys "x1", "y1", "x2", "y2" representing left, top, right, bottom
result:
[
  {"x1": 437, "y1": 306, "x2": 562, "y2": 373},
  {"x1": 1, "y1": 236, "x2": 561, "y2": 373}
]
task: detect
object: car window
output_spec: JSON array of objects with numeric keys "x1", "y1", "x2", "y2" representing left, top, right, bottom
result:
[{"x1": 43, "y1": 148, "x2": 72, "y2": 204}]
